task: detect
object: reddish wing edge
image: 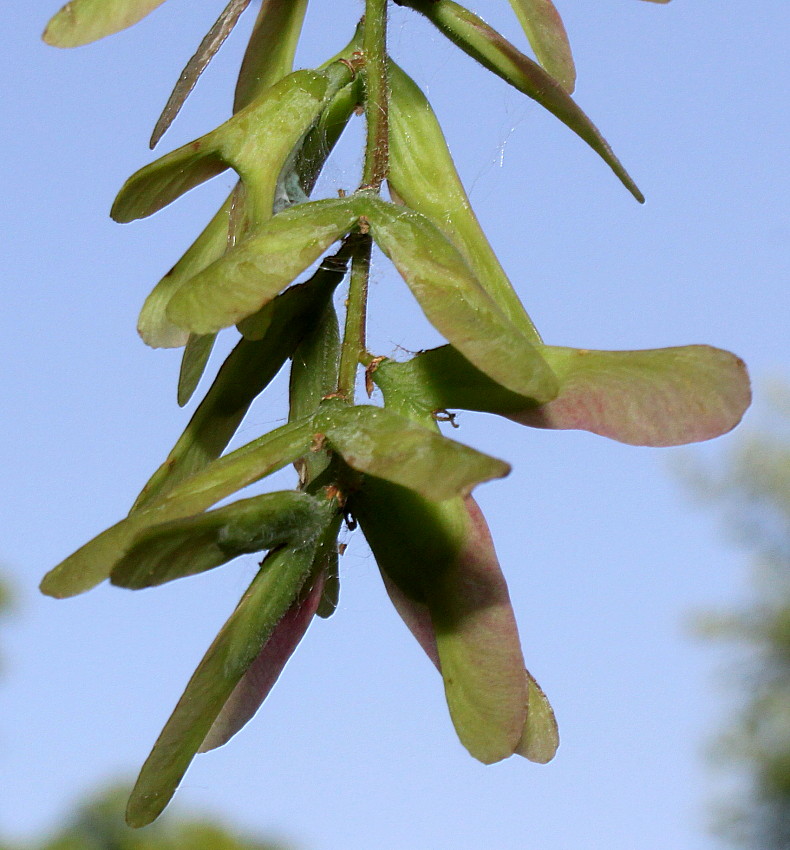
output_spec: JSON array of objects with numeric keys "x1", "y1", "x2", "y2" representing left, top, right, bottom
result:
[{"x1": 198, "y1": 572, "x2": 325, "y2": 752}]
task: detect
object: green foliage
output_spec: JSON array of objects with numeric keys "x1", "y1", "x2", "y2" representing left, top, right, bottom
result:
[
  {"x1": 0, "y1": 575, "x2": 11, "y2": 619},
  {"x1": 689, "y1": 391, "x2": 790, "y2": 849},
  {"x1": 0, "y1": 572, "x2": 12, "y2": 676},
  {"x1": 7, "y1": 784, "x2": 287, "y2": 850},
  {"x1": 41, "y1": 0, "x2": 751, "y2": 826}
]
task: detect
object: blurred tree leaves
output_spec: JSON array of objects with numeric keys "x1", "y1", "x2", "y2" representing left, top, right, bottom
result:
[
  {"x1": 3, "y1": 783, "x2": 289, "y2": 850},
  {"x1": 0, "y1": 576, "x2": 11, "y2": 614},
  {"x1": 0, "y1": 580, "x2": 290, "y2": 849},
  {"x1": 0, "y1": 572, "x2": 11, "y2": 674},
  {"x1": 686, "y1": 385, "x2": 790, "y2": 849}
]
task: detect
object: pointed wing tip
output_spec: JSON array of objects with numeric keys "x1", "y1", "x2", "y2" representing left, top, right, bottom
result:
[
  {"x1": 39, "y1": 572, "x2": 89, "y2": 599},
  {"x1": 707, "y1": 359, "x2": 752, "y2": 441},
  {"x1": 514, "y1": 343, "x2": 751, "y2": 447},
  {"x1": 110, "y1": 198, "x2": 134, "y2": 224},
  {"x1": 149, "y1": 115, "x2": 170, "y2": 150},
  {"x1": 519, "y1": 743, "x2": 559, "y2": 764},
  {"x1": 136, "y1": 328, "x2": 190, "y2": 350},
  {"x1": 125, "y1": 769, "x2": 179, "y2": 828},
  {"x1": 41, "y1": 21, "x2": 84, "y2": 49},
  {"x1": 555, "y1": 61, "x2": 576, "y2": 95},
  {"x1": 483, "y1": 459, "x2": 513, "y2": 486},
  {"x1": 474, "y1": 749, "x2": 513, "y2": 766},
  {"x1": 42, "y1": 20, "x2": 102, "y2": 49},
  {"x1": 110, "y1": 183, "x2": 153, "y2": 223},
  {"x1": 652, "y1": 347, "x2": 752, "y2": 445},
  {"x1": 124, "y1": 811, "x2": 148, "y2": 830},
  {"x1": 463, "y1": 726, "x2": 526, "y2": 765},
  {"x1": 616, "y1": 166, "x2": 644, "y2": 204},
  {"x1": 196, "y1": 727, "x2": 229, "y2": 753},
  {"x1": 39, "y1": 578, "x2": 65, "y2": 599},
  {"x1": 514, "y1": 724, "x2": 560, "y2": 763},
  {"x1": 136, "y1": 310, "x2": 192, "y2": 350},
  {"x1": 125, "y1": 796, "x2": 161, "y2": 830},
  {"x1": 41, "y1": 36, "x2": 85, "y2": 48},
  {"x1": 41, "y1": 30, "x2": 61, "y2": 47},
  {"x1": 513, "y1": 670, "x2": 560, "y2": 762}
]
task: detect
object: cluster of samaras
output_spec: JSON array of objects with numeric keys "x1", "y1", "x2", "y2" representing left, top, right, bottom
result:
[{"x1": 41, "y1": 0, "x2": 747, "y2": 827}]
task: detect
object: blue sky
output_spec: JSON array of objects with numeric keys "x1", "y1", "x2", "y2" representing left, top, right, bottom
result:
[{"x1": 2, "y1": 1, "x2": 788, "y2": 847}]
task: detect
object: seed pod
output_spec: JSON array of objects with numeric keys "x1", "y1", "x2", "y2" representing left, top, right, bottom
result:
[
  {"x1": 125, "y1": 538, "x2": 325, "y2": 828},
  {"x1": 388, "y1": 64, "x2": 540, "y2": 342},
  {"x1": 363, "y1": 357, "x2": 559, "y2": 764},
  {"x1": 163, "y1": 7, "x2": 349, "y2": 393},
  {"x1": 288, "y1": 295, "x2": 345, "y2": 617},
  {"x1": 288, "y1": 273, "x2": 344, "y2": 487},
  {"x1": 395, "y1": 0, "x2": 643, "y2": 202},
  {"x1": 132, "y1": 266, "x2": 345, "y2": 510},
  {"x1": 360, "y1": 195, "x2": 558, "y2": 402},
  {"x1": 353, "y1": 484, "x2": 533, "y2": 764},
  {"x1": 112, "y1": 490, "x2": 333, "y2": 589},
  {"x1": 198, "y1": 569, "x2": 326, "y2": 752},
  {"x1": 317, "y1": 401, "x2": 511, "y2": 501},
  {"x1": 294, "y1": 69, "x2": 364, "y2": 199},
  {"x1": 165, "y1": 197, "x2": 363, "y2": 334},
  {"x1": 112, "y1": 69, "x2": 331, "y2": 228},
  {"x1": 40, "y1": 417, "x2": 318, "y2": 598},
  {"x1": 140, "y1": 66, "x2": 359, "y2": 351},
  {"x1": 374, "y1": 342, "x2": 752, "y2": 446}
]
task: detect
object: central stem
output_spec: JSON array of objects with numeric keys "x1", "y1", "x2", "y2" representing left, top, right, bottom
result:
[
  {"x1": 362, "y1": 0, "x2": 390, "y2": 189},
  {"x1": 337, "y1": 1, "x2": 389, "y2": 399},
  {"x1": 337, "y1": 234, "x2": 372, "y2": 398}
]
